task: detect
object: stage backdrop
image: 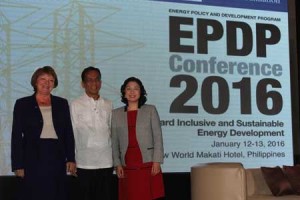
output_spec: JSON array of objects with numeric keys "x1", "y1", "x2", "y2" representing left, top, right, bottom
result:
[{"x1": 0, "y1": 0, "x2": 293, "y2": 174}]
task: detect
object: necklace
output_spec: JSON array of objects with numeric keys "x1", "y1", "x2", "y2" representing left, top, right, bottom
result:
[{"x1": 36, "y1": 96, "x2": 51, "y2": 106}]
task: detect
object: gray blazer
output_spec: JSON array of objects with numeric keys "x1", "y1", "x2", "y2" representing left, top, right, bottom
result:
[{"x1": 111, "y1": 104, "x2": 164, "y2": 167}]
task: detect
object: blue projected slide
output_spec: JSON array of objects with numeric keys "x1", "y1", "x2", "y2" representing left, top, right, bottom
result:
[{"x1": 0, "y1": 0, "x2": 292, "y2": 174}]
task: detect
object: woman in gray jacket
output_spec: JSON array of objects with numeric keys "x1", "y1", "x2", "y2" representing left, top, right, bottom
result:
[{"x1": 112, "y1": 77, "x2": 165, "y2": 200}]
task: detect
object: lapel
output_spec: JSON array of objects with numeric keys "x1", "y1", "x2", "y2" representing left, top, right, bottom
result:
[
  {"x1": 30, "y1": 94, "x2": 60, "y2": 138},
  {"x1": 122, "y1": 106, "x2": 144, "y2": 127},
  {"x1": 50, "y1": 95, "x2": 60, "y2": 138},
  {"x1": 28, "y1": 94, "x2": 44, "y2": 137}
]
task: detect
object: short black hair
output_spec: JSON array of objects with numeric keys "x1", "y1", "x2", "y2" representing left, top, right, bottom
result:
[
  {"x1": 81, "y1": 66, "x2": 101, "y2": 82},
  {"x1": 120, "y1": 77, "x2": 147, "y2": 109}
]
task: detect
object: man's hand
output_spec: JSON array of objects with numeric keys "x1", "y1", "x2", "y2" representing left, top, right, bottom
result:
[
  {"x1": 14, "y1": 169, "x2": 25, "y2": 178},
  {"x1": 66, "y1": 162, "x2": 77, "y2": 177}
]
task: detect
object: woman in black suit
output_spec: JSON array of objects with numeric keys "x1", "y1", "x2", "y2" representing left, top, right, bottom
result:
[{"x1": 11, "y1": 66, "x2": 76, "y2": 200}]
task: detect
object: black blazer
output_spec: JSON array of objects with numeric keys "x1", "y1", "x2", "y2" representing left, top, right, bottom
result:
[{"x1": 11, "y1": 94, "x2": 75, "y2": 171}]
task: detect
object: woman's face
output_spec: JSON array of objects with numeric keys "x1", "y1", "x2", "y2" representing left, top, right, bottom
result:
[
  {"x1": 36, "y1": 73, "x2": 55, "y2": 95},
  {"x1": 125, "y1": 81, "x2": 141, "y2": 104}
]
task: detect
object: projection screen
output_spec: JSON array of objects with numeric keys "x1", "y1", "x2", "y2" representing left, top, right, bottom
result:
[{"x1": 0, "y1": 0, "x2": 293, "y2": 174}]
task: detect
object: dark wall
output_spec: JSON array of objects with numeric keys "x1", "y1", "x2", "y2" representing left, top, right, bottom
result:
[
  {"x1": 293, "y1": 0, "x2": 300, "y2": 163},
  {"x1": 0, "y1": 173, "x2": 191, "y2": 200}
]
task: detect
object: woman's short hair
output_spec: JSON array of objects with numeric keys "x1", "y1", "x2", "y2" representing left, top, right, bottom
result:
[
  {"x1": 121, "y1": 77, "x2": 147, "y2": 108},
  {"x1": 31, "y1": 66, "x2": 58, "y2": 92}
]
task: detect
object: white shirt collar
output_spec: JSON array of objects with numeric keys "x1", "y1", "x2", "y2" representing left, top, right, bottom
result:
[{"x1": 82, "y1": 92, "x2": 103, "y2": 102}]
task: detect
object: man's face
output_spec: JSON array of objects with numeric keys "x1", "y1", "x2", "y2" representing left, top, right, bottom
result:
[{"x1": 82, "y1": 70, "x2": 101, "y2": 98}]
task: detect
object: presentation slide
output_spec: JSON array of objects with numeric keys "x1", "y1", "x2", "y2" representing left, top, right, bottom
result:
[{"x1": 0, "y1": 0, "x2": 292, "y2": 174}]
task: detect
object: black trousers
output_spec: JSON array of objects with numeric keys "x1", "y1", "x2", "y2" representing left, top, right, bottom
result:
[{"x1": 76, "y1": 167, "x2": 113, "y2": 200}]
